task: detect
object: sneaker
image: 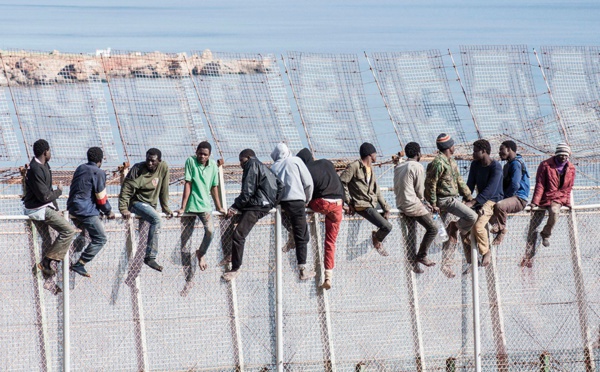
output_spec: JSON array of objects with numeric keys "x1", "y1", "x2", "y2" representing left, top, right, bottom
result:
[
  {"x1": 542, "y1": 236, "x2": 550, "y2": 247},
  {"x1": 71, "y1": 260, "x2": 91, "y2": 278},
  {"x1": 36, "y1": 257, "x2": 56, "y2": 277},
  {"x1": 441, "y1": 265, "x2": 456, "y2": 279},
  {"x1": 222, "y1": 270, "x2": 240, "y2": 281},
  {"x1": 492, "y1": 231, "x2": 506, "y2": 246},
  {"x1": 417, "y1": 257, "x2": 436, "y2": 267},
  {"x1": 299, "y1": 267, "x2": 316, "y2": 280},
  {"x1": 144, "y1": 258, "x2": 163, "y2": 272}
]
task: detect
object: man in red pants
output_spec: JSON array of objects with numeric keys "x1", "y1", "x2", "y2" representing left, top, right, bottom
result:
[{"x1": 297, "y1": 148, "x2": 345, "y2": 290}]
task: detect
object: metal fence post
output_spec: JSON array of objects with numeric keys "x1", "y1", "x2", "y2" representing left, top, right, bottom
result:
[
  {"x1": 567, "y1": 196, "x2": 595, "y2": 372},
  {"x1": 470, "y1": 235, "x2": 482, "y2": 372},
  {"x1": 275, "y1": 206, "x2": 284, "y2": 372},
  {"x1": 484, "y1": 228, "x2": 508, "y2": 371},
  {"x1": 398, "y1": 216, "x2": 426, "y2": 372},
  {"x1": 310, "y1": 213, "x2": 336, "y2": 372},
  {"x1": 62, "y1": 211, "x2": 70, "y2": 372}
]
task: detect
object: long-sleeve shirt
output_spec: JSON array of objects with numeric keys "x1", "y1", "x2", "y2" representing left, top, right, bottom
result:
[
  {"x1": 296, "y1": 148, "x2": 344, "y2": 201},
  {"x1": 467, "y1": 160, "x2": 504, "y2": 205},
  {"x1": 270, "y1": 143, "x2": 313, "y2": 202},
  {"x1": 67, "y1": 162, "x2": 112, "y2": 217},
  {"x1": 22, "y1": 157, "x2": 61, "y2": 210},
  {"x1": 393, "y1": 159, "x2": 429, "y2": 217},
  {"x1": 424, "y1": 153, "x2": 472, "y2": 206},
  {"x1": 531, "y1": 157, "x2": 576, "y2": 207},
  {"x1": 118, "y1": 161, "x2": 172, "y2": 214},
  {"x1": 502, "y1": 154, "x2": 530, "y2": 200},
  {"x1": 339, "y1": 159, "x2": 390, "y2": 212}
]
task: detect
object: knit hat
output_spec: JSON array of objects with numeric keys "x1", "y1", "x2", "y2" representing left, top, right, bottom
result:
[
  {"x1": 436, "y1": 133, "x2": 454, "y2": 151},
  {"x1": 555, "y1": 142, "x2": 571, "y2": 157},
  {"x1": 359, "y1": 142, "x2": 377, "y2": 158}
]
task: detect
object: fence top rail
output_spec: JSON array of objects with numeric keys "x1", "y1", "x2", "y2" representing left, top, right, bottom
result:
[{"x1": 2, "y1": 203, "x2": 600, "y2": 220}]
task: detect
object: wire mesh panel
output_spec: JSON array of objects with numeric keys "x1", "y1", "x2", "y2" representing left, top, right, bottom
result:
[
  {"x1": 285, "y1": 52, "x2": 379, "y2": 158},
  {"x1": 539, "y1": 46, "x2": 600, "y2": 156},
  {"x1": 68, "y1": 218, "x2": 139, "y2": 371},
  {"x1": 0, "y1": 50, "x2": 118, "y2": 166},
  {"x1": 135, "y1": 216, "x2": 238, "y2": 371},
  {"x1": 101, "y1": 51, "x2": 206, "y2": 166},
  {"x1": 0, "y1": 86, "x2": 20, "y2": 161},
  {"x1": 325, "y1": 214, "x2": 417, "y2": 370},
  {"x1": 370, "y1": 50, "x2": 465, "y2": 154},
  {"x1": 189, "y1": 51, "x2": 303, "y2": 161},
  {"x1": 459, "y1": 45, "x2": 553, "y2": 150}
]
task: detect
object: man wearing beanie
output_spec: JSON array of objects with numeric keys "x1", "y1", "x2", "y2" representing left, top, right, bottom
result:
[
  {"x1": 466, "y1": 139, "x2": 504, "y2": 268},
  {"x1": 340, "y1": 142, "x2": 392, "y2": 256},
  {"x1": 425, "y1": 133, "x2": 477, "y2": 278},
  {"x1": 521, "y1": 142, "x2": 575, "y2": 268}
]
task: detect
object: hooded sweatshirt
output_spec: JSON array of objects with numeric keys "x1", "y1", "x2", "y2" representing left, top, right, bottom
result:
[
  {"x1": 270, "y1": 143, "x2": 314, "y2": 202},
  {"x1": 296, "y1": 148, "x2": 344, "y2": 201}
]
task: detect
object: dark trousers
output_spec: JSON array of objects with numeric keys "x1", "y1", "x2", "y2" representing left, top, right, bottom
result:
[
  {"x1": 281, "y1": 200, "x2": 310, "y2": 266},
  {"x1": 357, "y1": 207, "x2": 392, "y2": 242},
  {"x1": 401, "y1": 214, "x2": 438, "y2": 260},
  {"x1": 225, "y1": 210, "x2": 269, "y2": 271}
]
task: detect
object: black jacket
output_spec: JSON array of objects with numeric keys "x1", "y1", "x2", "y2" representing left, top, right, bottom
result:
[
  {"x1": 232, "y1": 157, "x2": 283, "y2": 211},
  {"x1": 296, "y1": 148, "x2": 345, "y2": 201},
  {"x1": 22, "y1": 158, "x2": 61, "y2": 210}
]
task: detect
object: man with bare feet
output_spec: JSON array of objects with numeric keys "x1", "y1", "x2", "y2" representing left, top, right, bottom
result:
[{"x1": 175, "y1": 142, "x2": 226, "y2": 294}]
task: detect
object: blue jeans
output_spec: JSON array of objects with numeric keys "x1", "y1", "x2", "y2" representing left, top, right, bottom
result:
[
  {"x1": 130, "y1": 202, "x2": 162, "y2": 260},
  {"x1": 71, "y1": 215, "x2": 108, "y2": 263}
]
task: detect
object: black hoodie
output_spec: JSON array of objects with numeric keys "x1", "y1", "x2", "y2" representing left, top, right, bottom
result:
[{"x1": 296, "y1": 148, "x2": 345, "y2": 201}]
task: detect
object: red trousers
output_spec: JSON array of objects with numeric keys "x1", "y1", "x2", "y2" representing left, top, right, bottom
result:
[{"x1": 309, "y1": 198, "x2": 343, "y2": 270}]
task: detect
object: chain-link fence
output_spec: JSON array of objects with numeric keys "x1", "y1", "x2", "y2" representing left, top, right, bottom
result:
[{"x1": 2, "y1": 202, "x2": 600, "y2": 371}]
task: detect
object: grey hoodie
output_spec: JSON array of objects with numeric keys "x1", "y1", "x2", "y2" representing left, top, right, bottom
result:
[{"x1": 270, "y1": 143, "x2": 314, "y2": 202}]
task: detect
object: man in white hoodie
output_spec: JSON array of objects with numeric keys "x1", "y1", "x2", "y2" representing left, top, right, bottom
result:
[{"x1": 271, "y1": 143, "x2": 316, "y2": 280}]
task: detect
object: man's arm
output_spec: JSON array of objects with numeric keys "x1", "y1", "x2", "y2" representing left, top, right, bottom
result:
[
  {"x1": 159, "y1": 166, "x2": 172, "y2": 216},
  {"x1": 93, "y1": 170, "x2": 112, "y2": 215},
  {"x1": 339, "y1": 163, "x2": 354, "y2": 206},
  {"x1": 505, "y1": 161, "x2": 521, "y2": 198},
  {"x1": 118, "y1": 177, "x2": 135, "y2": 214},
  {"x1": 176, "y1": 181, "x2": 192, "y2": 215},
  {"x1": 531, "y1": 162, "x2": 546, "y2": 206},
  {"x1": 211, "y1": 186, "x2": 226, "y2": 213},
  {"x1": 466, "y1": 162, "x2": 476, "y2": 194},
  {"x1": 233, "y1": 162, "x2": 257, "y2": 210},
  {"x1": 424, "y1": 161, "x2": 442, "y2": 205},
  {"x1": 297, "y1": 161, "x2": 314, "y2": 202},
  {"x1": 30, "y1": 168, "x2": 61, "y2": 205},
  {"x1": 457, "y1": 165, "x2": 473, "y2": 201},
  {"x1": 414, "y1": 164, "x2": 425, "y2": 200}
]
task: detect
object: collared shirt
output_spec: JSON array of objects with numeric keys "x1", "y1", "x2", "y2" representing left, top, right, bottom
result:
[
  {"x1": 339, "y1": 159, "x2": 390, "y2": 212},
  {"x1": 184, "y1": 157, "x2": 219, "y2": 213}
]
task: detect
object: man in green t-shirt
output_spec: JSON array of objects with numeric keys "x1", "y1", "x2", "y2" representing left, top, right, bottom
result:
[{"x1": 175, "y1": 142, "x2": 226, "y2": 287}]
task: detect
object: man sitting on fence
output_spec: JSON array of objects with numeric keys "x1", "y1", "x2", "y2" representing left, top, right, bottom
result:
[
  {"x1": 221, "y1": 149, "x2": 283, "y2": 282},
  {"x1": 297, "y1": 148, "x2": 345, "y2": 290},
  {"x1": 340, "y1": 142, "x2": 392, "y2": 256},
  {"x1": 67, "y1": 147, "x2": 116, "y2": 277},
  {"x1": 119, "y1": 148, "x2": 173, "y2": 272},
  {"x1": 466, "y1": 139, "x2": 503, "y2": 268},
  {"x1": 23, "y1": 139, "x2": 76, "y2": 277},
  {"x1": 521, "y1": 143, "x2": 575, "y2": 268},
  {"x1": 175, "y1": 141, "x2": 226, "y2": 287},
  {"x1": 271, "y1": 143, "x2": 316, "y2": 281},
  {"x1": 425, "y1": 133, "x2": 477, "y2": 278},
  {"x1": 394, "y1": 142, "x2": 438, "y2": 274},
  {"x1": 489, "y1": 140, "x2": 530, "y2": 246}
]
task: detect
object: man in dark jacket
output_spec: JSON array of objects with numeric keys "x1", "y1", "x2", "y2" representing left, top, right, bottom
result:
[
  {"x1": 466, "y1": 139, "x2": 503, "y2": 267},
  {"x1": 67, "y1": 147, "x2": 116, "y2": 277},
  {"x1": 23, "y1": 139, "x2": 76, "y2": 277},
  {"x1": 522, "y1": 143, "x2": 575, "y2": 267},
  {"x1": 221, "y1": 149, "x2": 283, "y2": 281},
  {"x1": 340, "y1": 142, "x2": 392, "y2": 256},
  {"x1": 119, "y1": 148, "x2": 173, "y2": 272},
  {"x1": 297, "y1": 148, "x2": 344, "y2": 290},
  {"x1": 490, "y1": 140, "x2": 530, "y2": 246}
]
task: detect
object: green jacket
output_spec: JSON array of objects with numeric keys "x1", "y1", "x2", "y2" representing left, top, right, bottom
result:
[
  {"x1": 340, "y1": 160, "x2": 390, "y2": 211},
  {"x1": 119, "y1": 161, "x2": 172, "y2": 214},
  {"x1": 424, "y1": 153, "x2": 472, "y2": 206}
]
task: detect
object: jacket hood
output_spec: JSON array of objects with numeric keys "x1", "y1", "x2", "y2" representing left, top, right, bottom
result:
[
  {"x1": 271, "y1": 143, "x2": 291, "y2": 162},
  {"x1": 296, "y1": 148, "x2": 313, "y2": 165}
]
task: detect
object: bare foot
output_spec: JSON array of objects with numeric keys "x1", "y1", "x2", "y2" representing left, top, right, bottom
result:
[
  {"x1": 482, "y1": 252, "x2": 492, "y2": 267},
  {"x1": 492, "y1": 231, "x2": 506, "y2": 246},
  {"x1": 447, "y1": 221, "x2": 459, "y2": 244},
  {"x1": 218, "y1": 255, "x2": 232, "y2": 267},
  {"x1": 371, "y1": 231, "x2": 382, "y2": 249}
]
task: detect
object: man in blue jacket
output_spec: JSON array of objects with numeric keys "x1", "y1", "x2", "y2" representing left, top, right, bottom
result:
[
  {"x1": 466, "y1": 139, "x2": 503, "y2": 267},
  {"x1": 67, "y1": 147, "x2": 116, "y2": 277},
  {"x1": 490, "y1": 140, "x2": 530, "y2": 246}
]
